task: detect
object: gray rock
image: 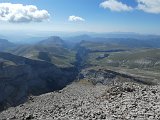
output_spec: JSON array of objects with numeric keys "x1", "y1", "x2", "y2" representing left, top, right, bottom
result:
[{"x1": 0, "y1": 81, "x2": 159, "y2": 120}]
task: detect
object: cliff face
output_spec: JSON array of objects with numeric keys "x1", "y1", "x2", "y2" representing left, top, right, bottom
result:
[
  {"x1": 0, "y1": 52, "x2": 76, "y2": 111},
  {"x1": 79, "y1": 67, "x2": 156, "y2": 86},
  {"x1": 75, "y1": 46, "x2": 90, "y2": 70}
]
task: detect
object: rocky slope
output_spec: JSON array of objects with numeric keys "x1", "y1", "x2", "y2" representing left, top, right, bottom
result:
[
  {"x1": 79, "y1": 67, "x2": 157, "y2": 85},
  {"x1": 0, "y1": 81, "x2": 159, "y2": 120}
]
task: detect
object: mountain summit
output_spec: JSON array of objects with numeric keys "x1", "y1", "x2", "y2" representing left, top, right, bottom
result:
[{"x1": 38, "y1": 36, "x2": 65, "y2": 47}]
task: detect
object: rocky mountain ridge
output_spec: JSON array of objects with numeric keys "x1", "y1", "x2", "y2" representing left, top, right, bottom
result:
[{"x1": 0, "y1": 36, "x2": 160, "y2": 119}]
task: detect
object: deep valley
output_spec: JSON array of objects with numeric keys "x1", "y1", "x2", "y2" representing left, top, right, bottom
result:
[{"x1": 0, "y1": 35, "x2": 160, "y2": 120}]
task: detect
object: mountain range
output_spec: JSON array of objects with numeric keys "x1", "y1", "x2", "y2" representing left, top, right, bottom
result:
[{"x1": 0, "y1": 34, "x2": 160, "y2": 112}]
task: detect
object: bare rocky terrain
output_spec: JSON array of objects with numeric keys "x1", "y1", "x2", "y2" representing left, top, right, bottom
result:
[
  {"x1": 0, "y1": 36, "x2": 160, "y2": 120},
  {"x1": 0, "y1": 77, "x2": 160, "y2": 120}
]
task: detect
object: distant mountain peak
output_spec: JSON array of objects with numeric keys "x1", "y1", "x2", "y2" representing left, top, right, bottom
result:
[
  {"x1": 38, "y1": 36, "x2": 65, "y2": 47},
  {"x1": 0, "y1": 39, "x2": 9, "y2": 43},
  {"x1": 48, "y1": 36, "x2": 62, "y2": 40},
  {"x1": 0, "y1": 38, "x2": 15, "y2": 51}
]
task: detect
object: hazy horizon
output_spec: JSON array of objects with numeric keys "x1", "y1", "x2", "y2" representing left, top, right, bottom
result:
[{"x1": 0, "y1": 0, "x2": 160, "y2": 35}]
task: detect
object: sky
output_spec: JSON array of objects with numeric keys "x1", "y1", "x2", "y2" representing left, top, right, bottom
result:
[{"x1": 0, "y1": 0, "x2": 160, "y2": 35}]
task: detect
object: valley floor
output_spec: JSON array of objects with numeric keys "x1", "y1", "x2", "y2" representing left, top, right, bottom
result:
[{"x1": 0, "y1": 81, "x2": 160, "y2": 120}]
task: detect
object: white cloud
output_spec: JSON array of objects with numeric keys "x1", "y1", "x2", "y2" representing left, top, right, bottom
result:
[
  {"x1": 68, "y1": 15, "x2": 85, "y2": 22},
  {"x1": 137, "y1": 0, "x2": 160, "y2": 14},
  {"x1": 0, "y1": 3, "x2": 50, "y2": 23},
  {"x1": 100, "y1": 0, "x2": 133, "y2": 12}
]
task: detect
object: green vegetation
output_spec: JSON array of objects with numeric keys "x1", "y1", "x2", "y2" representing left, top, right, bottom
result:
[
  {"x1": 80, "y1": 41, "x2": 127, "y2": 51},
  {"x1": 78, "y1": 41, "x2": 160, "y2": 83},
  {"x1": 80, "y1": 41, "x2": 160, "y2": 71},
  {"x1": 8, "y1": 38, "x2": 76, "y2": 68},
  {"x1": 87, "y1": 49, "x2": 160, "y2": 70}
]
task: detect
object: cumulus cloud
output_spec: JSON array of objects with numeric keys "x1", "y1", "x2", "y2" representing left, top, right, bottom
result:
[
  {"x1": 68, "y1": 15, "x2": 85, "y2": 22},
  {"x1": 137, "y1": 0, "x2": 160, "y2": 14},
  {"x1": 0, "y1": 3, "x2": 50, "y2": 23},
  {"x1": 100, "y1": 0, "x2": 133, "y2": 12}
]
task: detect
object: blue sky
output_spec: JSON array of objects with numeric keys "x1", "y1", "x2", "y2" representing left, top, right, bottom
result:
[{"x1": 0, "y1": 0, "x2": 160, "y2": 35}]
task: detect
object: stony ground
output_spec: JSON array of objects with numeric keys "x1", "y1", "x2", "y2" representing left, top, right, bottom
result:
[{"x1": 0, "y1": 81, "x2": 160, "y2": 120}]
